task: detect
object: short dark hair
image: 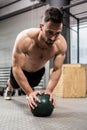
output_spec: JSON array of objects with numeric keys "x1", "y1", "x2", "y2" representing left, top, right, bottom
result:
[{"x1": 43, "y1": 7, "x2": 63, "y2": 23}]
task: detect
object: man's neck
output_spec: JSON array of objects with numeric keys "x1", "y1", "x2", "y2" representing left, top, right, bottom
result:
[{"x1": 37, "y1": 31, "x2": 50, "y2": 49}]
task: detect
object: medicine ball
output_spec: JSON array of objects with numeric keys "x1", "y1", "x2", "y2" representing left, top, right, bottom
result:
[{"x1": 31, "y1": 93, "x2": 54, "y2": 117}]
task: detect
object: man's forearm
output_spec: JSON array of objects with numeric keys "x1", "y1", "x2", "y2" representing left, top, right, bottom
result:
[{"x1": 46, "y1": 68, "x2": 62, "y2": 92}]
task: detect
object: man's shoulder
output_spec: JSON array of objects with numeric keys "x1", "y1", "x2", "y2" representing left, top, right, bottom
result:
[
  {"x1": 59, "y1": 34, "x2": 66, "y2": 44},
  {"x1": 56, "y1": 34, "x2": 67, "y2": 54},
  {"x1": 15, "y1": 28, "x2": 40, "y2": 44}
]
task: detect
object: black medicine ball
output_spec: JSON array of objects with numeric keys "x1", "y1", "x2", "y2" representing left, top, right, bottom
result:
[{"x1": 31, "y1": 93, "x2": 54, "y2": 117}]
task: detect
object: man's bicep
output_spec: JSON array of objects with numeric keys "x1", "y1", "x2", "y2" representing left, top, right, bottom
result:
[
  {"x1": 53, "y1": 53, "x2": 65, "y2": 70},
  {"x1": 12, "y1": 49, "x2": 25, "y2": 68}
]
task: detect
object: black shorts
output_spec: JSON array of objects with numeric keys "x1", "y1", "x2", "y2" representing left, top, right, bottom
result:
[{"x1": 10, "y1": 67, "x2": 45, "y2": 89}]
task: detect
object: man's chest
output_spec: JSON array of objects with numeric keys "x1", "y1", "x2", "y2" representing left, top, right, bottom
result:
[{"x1": 27, "y1": 47, "x2": 56, "y2": 61}]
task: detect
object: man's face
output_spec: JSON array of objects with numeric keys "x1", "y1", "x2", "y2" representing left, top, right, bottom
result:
[{"x1": 41, "y1": 21, "x2": 63, "y2": 47}]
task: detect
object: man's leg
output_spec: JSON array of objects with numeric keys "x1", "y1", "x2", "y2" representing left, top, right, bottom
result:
[
  {"x1": 7, "y1": 79, "x2": 13, "y2": 91},
  {"x1": 4, "y1": 67, "x2": 21, "y2": 100},
  {"x1": 4, "y1": 79, "x2": 14, "y2": 100}
]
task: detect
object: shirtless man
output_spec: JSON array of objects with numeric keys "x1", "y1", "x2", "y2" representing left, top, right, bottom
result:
[{"x1": 4, "y1": 7, "x2": 67, "y2": 109}]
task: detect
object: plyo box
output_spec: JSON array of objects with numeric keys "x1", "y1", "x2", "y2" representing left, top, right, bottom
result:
[{"x1": 52, "y1": 64, "x2": 87, "y2": 98}]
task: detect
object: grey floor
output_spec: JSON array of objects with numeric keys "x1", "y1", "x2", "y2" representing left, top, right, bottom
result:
[{"x1": 0, "y1": 95, "x2": 87, "y2": 130}]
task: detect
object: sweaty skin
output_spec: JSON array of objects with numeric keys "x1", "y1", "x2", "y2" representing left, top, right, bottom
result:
[{"x1": 11, "y1": 21, "x2": 67, "y2": 109}]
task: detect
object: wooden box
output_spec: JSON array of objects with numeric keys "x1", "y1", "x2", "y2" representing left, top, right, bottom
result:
[{"x1": 52, "y1": 64, "x2": 87, "y2": 98}]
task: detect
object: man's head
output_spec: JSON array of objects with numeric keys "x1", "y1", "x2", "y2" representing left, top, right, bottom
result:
[
  {"x1": 43, "y1": 6, "x2": 63, "y2": 24},
  {"x1": 40, "y1": 7, "x2": 63, "y2": 47}
]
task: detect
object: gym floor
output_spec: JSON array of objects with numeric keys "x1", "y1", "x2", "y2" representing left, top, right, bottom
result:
[{"x1": 0, "y1": 95, "x2": 87, "y2": 130}]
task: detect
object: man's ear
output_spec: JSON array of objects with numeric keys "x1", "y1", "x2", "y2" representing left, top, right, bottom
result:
[{"x1": 40, "y1": 24, "x2": 44, "y2": 30}]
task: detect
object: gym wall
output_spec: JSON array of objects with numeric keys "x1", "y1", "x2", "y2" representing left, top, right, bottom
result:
[{"x1": 0, "y1": 5, "x2": 49, "y2": 68}]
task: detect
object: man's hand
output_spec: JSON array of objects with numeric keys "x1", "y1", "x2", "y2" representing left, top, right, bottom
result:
[
  {"x1": 27, "y1": 90, "x2": 42, "y2": 109},
  {"x1": 44, "y1": 90, "x2": 56, "y2": 107}
]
